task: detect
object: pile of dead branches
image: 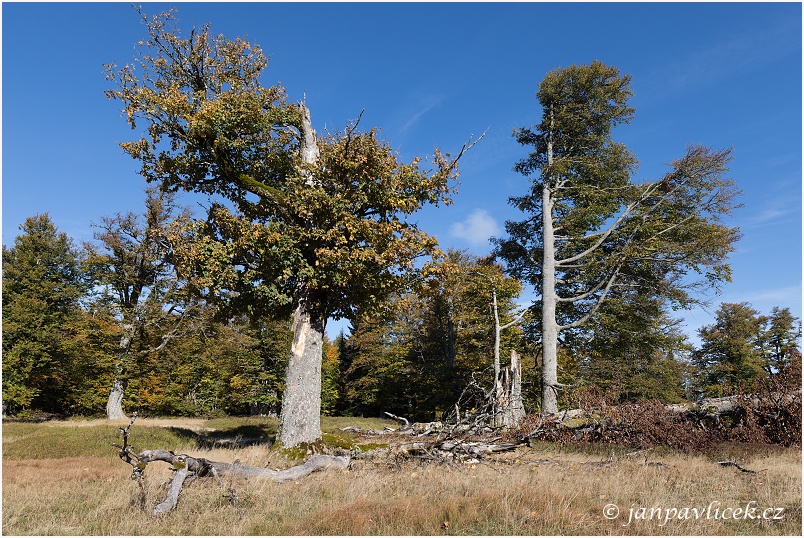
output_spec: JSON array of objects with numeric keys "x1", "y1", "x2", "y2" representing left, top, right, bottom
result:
[
  {"x1": 344, "y1": 379, "x2": 531, "y2": 465},
  {"x1": 507, "y1": 385, "x2": 801, "y2": 453},
  {"x1": 367, "y1": 359, "x2": 801, "y2": 461}
]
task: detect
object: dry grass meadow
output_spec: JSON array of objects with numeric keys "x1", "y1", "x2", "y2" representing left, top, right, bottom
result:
[{"x1": 2, "y1": 417, "x2": 801, "y2": 535}]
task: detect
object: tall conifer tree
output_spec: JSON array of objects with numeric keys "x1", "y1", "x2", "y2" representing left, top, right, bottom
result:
[
  {"x1": 2, "y1": 215, "x2": 88, "y2": 413},
  {"x1": 495, "y1": 62, "x2": 741, "y2": 412}
]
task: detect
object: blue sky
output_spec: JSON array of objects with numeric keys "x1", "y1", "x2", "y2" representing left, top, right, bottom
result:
[{"x1": 2, "y1": 2, "x2": 801, "y2": 340}]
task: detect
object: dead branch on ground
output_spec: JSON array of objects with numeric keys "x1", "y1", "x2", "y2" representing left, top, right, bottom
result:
[{"x1": 113, "y1": 413, "x2": 350, "y2": 516}]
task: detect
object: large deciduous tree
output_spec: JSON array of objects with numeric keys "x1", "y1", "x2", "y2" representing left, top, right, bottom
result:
[
  {"x1": 105, "y1": 9, "x2": 467, "y2": 446},
  {"x1": 85, "y1": 188, "x2": 202, "y2": 419},
  {"x1": 494, "y1": 61, "x2": 741, "y2": 413},
  {"x1": 562, "y1": 289, "x2": 692, "y2": 404}
]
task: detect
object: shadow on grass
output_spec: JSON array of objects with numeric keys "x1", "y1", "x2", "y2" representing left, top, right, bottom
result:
[{"x1": 165, "y1": 424, "x2": 277, "y2": 449}]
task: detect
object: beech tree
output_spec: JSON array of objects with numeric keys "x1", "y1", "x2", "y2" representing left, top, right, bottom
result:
[
  {"x1": 494, "y1": 62, "x2": 741, "y2": 413},
  {"x1": 414, "y1": 251, "x2": 524, "y2": 421},
  {"x1": 105, "y1": 9, "x2": 468, "y2": 446},
  {"x1": 85, "y1": 188, "x2": 203, "y2": 419},
  {"x1": 758, "y1": 307, "x2": 801, "y2": 375},
  {"x1": 693, "y1": 302, "x2": 764, "y2": 397},
  {"x1": 338, "y1": 251, "x2": 524, "y2": 421}
]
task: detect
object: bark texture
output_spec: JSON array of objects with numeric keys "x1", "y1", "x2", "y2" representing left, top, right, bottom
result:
[
  {"x1": 277, "y1": 103, "x2": 326, "y2": 448},
  {"x1": 106, "y1": 325, "x2": 134, "y2": 420},
  {"x1": 106, "y1": 373, "x2": 127, "y2": 420},
  {"x1": 496, "y1": 350, "x2": 525, "y2": 428},
  {"x1": 152, "y1": 467, "x2": 189, "y2": 516},
  {"x1": 541, "y1": 180, "x2": 560, "y2": 414},
  {"x1": 278, "y1": 300, "x2": 325, "y2": 447}
]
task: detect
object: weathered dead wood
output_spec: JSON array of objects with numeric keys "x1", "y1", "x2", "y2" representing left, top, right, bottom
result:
[
  {"x1": 495, "y1": 350, "x2": 525, "y2": 428},
  {"x1": 667, "y1": 390, "x2": 801, "y2": 418},
  {"x1": 137, "y1": 449, "x2": 350, "y2": 481},
  {"x1": 392, "y1": 438, "x2": 527, "y2": 462},
  {"x1": 383, "y1": 411, "x2": 409, "y2": 429},
  {"x1": 383, "y1": 412, "x2": 443, "y2": 435},
  {"x1": 717, "y1": 460, "x2": 764, "y2": 474},
  {"x1": 114, "y1": 413, "x2": 350, "y2": 515},
  {"x1": 152, "y1": 467, "x2": 190, "y2": 516},
  {"x1": 551, "y1": 390, "x2": 802, "y2": 428}
]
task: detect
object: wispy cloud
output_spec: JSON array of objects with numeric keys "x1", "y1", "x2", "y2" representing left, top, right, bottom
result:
[
  {"x1": 450, "y1": 209, "x2": 500, "y2": 247},
  {"x1": 746, "y1": 207, "x2": 796, "y2": 227},
  {"x1": 742, "y1": 192, "x2": 802, "y2": 229},
  {"x1": 726, "y1": 285, "x2": 803, "y2": 306},
  {"x1": 647, "y1": 17, "x2": 800, "y2": 98},
  {"x1": 401, "y1": 94, "x2": 444, "y2": 132}
]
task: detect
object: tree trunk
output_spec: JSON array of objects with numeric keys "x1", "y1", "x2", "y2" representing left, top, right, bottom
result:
[
  {"x1": 106, "y1": 325, "x2": 134, "y2": 420},
  {"x1": 540, "y1": 109, "x2": 560, "y2": 414},
  {"x1": 136, "y1": 449, "x2": 350, "y2": 481},
  {"x1": 130, "y1": 450, "x2": 349, "y2": 516},
  {"x1": 508, "y1": 349, "x2": 525, "y2": 425},
  {"x1": 492, "y1": 288, "x2": 501, "y2": 414},
  {"x1": 106, "y1": 370, "x2": 127, "y2": 420},
  {"x1": 278, "y1": 297, "x2": 325, "y2": 447},
  {"x1": 496, "y1": 350, "x2": 526, "y2": 428},
  {"x1": 277, "y1": 103, "x2": 325, "y2": 448},
  {"x1": 541, "y1": 181, "x2": 559, "y2": 414}
]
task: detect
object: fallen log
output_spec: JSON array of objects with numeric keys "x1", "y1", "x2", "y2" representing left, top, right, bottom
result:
[
  {"x1": 667, "y1": 390, "x2": 801, "y2": 417},
  {"x1": 142, "y1": 451, "x2": 349, "y2": 516},
  {"x1": 383, "y1": 412, "x2": 443, "y2": 435},
  {"x1": 717, "y1": 460, "x2": 764, "y2": 474},
  {"x1": 114, "y1": 413, "x2": 350, "y2": 516},
  {"x1": 153, "y1": 467, "x2": 190, "y2": 516},
  {"x1": 392, "y1": 438, "x2": 527, "y2": 462},
  {"x1": 137, "y1": 449, "x2": 350, "y2": 481}
]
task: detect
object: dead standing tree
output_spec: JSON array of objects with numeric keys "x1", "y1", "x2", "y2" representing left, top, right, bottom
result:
[
  {"x1": 496, "y1": 350, "x2": 525, "y2": 428},
  {"x1": 468, "y1": 270, "x2": 525, "y2": 427},
  {"x1": 375, "y1": 368, "x2": 531, "y2": 464}
]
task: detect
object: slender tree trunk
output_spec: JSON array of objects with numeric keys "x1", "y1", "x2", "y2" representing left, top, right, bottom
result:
[
  {"x1": 278, "y1": 295, "x2": 324, "y2": 447},
  {"x1": 491, "y1": 287, "x2": 503, "y2": 426},
  {"x1": 106, "y1": 324, "x2": 134, "y2": 420},
  {"x1": 541, "y1": 112, "x2": 559, "y2": 414},
  {"x1": 541, "y1": 185, "x2": 559, "y2": 414},
  {"x1": 492, "y1": 288, "x2": 501, "y2": 391}
]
